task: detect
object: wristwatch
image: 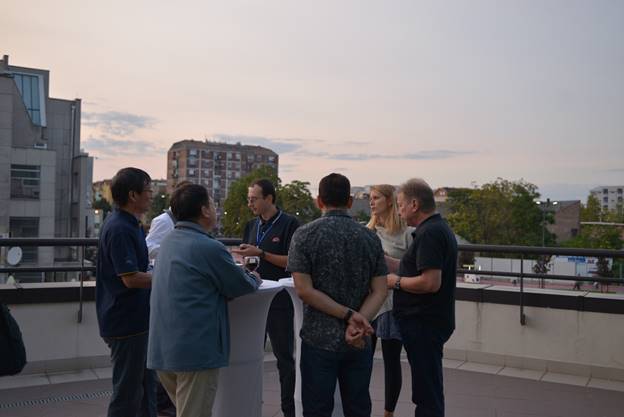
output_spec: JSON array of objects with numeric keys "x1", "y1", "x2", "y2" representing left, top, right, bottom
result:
[
  {"x1": 259, "y1": 249, "x2": 266, "y2": 259},
  {"x1": 394, "y1": 275, "x2": 402, "y2": 291},
  {"x1": 343, "y1": 308, "x2": 354, "y2": 322}
]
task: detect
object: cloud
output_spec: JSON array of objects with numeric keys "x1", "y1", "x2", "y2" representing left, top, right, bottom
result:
[
  {"x1": 83, "y1": 136, "x2": 166, "y2": 157},
  {"x1": 293, "y1": 150, "x2": 473, "y2": 161},
  {"x1": 82, "y1": 111, "x2": 157, "y2": 136},
  {"x1": 211, "y1": 133, "x2": 304, "y2": 154}
]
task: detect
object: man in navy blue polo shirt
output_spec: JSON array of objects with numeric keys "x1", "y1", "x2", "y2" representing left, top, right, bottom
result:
[
  {"x1": 96, "y1": 167, "x2": 156, "y2": 417},
  {"x1": 387, "y1": 178, "x2": 458, "y2": 417},
  {"x1": 232, "y1": 178, "x2": 299, "y2": 417}
]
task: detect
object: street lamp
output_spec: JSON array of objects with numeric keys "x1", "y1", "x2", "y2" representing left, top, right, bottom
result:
[{"x1": 536, "y1": 198, "x2": 558, "y2": 247}]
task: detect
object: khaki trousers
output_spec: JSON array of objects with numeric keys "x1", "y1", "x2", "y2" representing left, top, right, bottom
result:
[{"x1": 158, "y1": 369, "x2": 219, "y2": 417}]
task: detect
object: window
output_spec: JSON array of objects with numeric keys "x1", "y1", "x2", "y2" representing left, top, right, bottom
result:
[
  {"x1": 13, "y1": 73, "x2": 44, "y2": 125},
  {"x1": 9, "y1": 217, "x2": 39, "y2": 263},
  {"x1": 603, "y1": 189, "x2": 608, "y2": 194},
  {"x1": 11, "y1": 165, "x2": 40, "y2": 199},
  {"x1": 188, "y1": 169, "x2": 196, "y2": 176},
  {"x1": 604, "y1": 197, "x2": 609, "y2": 203},
  {"x1": 268, "y1": 156, "x2": 275, "y2": 162},
  {"x1": 618, "y1": 197, "x2": 623, "y2": 203},
  {"x1": 618, "y1": 188, "x2": 623, "y2": 194}
]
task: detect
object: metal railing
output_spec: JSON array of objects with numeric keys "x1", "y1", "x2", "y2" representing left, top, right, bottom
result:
[
  {"x1": 456, "y1": 244, "x2": 624, "y2": 325},
  {"x1": 1, "y1": 238, "x2": 622, "y2": 326}
]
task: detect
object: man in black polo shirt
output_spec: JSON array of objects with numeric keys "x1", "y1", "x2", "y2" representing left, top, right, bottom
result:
[
  {"x1": 232, "y1": 178, "x2": 299, "y2": 417},
  {"x1": 96, "y1": 167, "x2": 156, "y2": 417},
  {"x1": 386, "y1": 178, "x2": 457, "y2": 417}
]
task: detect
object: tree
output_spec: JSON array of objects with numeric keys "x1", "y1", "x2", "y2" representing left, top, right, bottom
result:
[
  {"x1": 446, "y1": 178, "x2": 554, "y2": 247},
  {"x1": 352, "y1": 210, "x2": 371, "y2": 224},
  {"x1": 279, "y1": 180, "x2": 321, "y2": 225},
  {"x1": 92, "y1": 198, "x2": 112, "y2": 218},
  {"x1": 563, "y1": 224, "x2": 623, "y2": 280},
  {"x1": 146, "y1": 192, "x2": 169, "y2": 225},
  {"x1": 221, "y1": 166, "x2": 320, "y2": 237},
  {"x1": 221, "y1": 165, "x2": 280, "y2": 237}
]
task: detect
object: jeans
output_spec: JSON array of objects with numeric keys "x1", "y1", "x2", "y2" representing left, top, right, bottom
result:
[
  {"x1": 104, "y1": 332, "x2": 157, "y2": 417},
  {"x1": 300, "y1": 342, "x2": 373, "y2": 417},
  {"x1": 396, "y1": 317, "x2": 453, "y2": 417},
  {"x1": 266, "y1": 293, "x2": 296, "y2": 417}
]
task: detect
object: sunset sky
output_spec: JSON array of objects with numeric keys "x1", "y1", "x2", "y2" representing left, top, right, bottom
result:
[{"x1": 3, "y1": 0, "x2": 623, "y2": 200}]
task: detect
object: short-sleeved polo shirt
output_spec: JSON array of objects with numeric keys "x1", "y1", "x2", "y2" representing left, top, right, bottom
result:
[
  {"x1": 96, "y1": 209, "x2": 150, "y2": 338},
  {"x1": 242, "y1": 209, "x2": 299, "y2": 309},
  {"x1": 287, "y1": 210, "x2": 388, "y2": 352},
  {"x1": 393, "y1": 214, "x2": 458, "y2": 331}
]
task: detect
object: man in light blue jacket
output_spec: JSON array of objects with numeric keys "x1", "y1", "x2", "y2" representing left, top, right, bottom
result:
[{"x1": 148, "y1": 184, "x2": 260, "y2": 417}]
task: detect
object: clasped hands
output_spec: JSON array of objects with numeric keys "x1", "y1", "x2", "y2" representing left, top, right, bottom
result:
[{"x1": 345, "y1": 311, "x2": 374, "y2": 349}]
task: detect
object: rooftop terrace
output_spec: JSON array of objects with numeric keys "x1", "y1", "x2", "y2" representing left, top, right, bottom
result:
[{"x1": 1, "y1": 356, "x2": 623, "y2": 417}]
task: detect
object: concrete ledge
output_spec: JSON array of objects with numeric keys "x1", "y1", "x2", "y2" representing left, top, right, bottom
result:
[
  {"x1": 20, "y1": 355, "x2": 110, "y2": 375},
  {"x1": 444, "y1": 348, "x2": 624, "y2": 382}
]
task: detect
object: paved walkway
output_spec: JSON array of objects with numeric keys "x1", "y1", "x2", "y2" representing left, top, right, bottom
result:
[{"x1": 1, "y1": 359, "x2": 623, "y2": 417}]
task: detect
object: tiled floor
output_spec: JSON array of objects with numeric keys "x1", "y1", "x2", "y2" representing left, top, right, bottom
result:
[{"x1": 1, "y1": 359, "x2": 624, "y2": 417}]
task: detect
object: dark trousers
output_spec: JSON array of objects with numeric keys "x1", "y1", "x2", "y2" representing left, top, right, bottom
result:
[
  {"x1": 266, "y1": 294, "x2": 296, "y2": 417},
  {"x1": 300, "y1": 342, "x2": 373, "y2": 417},
  {"x1": 104, "y1": 333, "x2": 157, "y2": 417},
  {"x1": 370, "y1": 335, "x2": 403, "y2": 412},
  {"x1": 396, "y1": 317, "x2": 453, "y2": 417}
]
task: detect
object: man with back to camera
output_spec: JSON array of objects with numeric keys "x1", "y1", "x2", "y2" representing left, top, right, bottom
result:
[
  {"x1": 144, "y1": 180, "x2": 191, "y2": 417},
  {"x1": 287, "y1": 173, "x2": 388, "y2": 417},
  {"x1": 232, "y1": 178, "x2": 299, "y2": 417},
  {"x1": 96, "y1": 167, "x2": 156, "y2": 417},
  {"x1": 386, "y1": 178, "x2": 458, "y2": 417},
  {"x1": 148, "y1": 184, "x2": 260, "y2": 417}
]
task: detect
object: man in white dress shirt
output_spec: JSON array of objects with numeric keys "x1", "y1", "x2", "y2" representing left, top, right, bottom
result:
[{"x1": 146, "y1": 181, "x2": 191, "y2": 261}]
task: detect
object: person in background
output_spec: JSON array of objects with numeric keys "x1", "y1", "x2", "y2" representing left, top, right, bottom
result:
[
  {"x1": 146, "y1": 180, "x2": 192, "y2": 262},
  {"x1": 148, "y1": 184, "x2": 260, "y2": 417},
  {"x1": 287, "y1": 173, "x2": 388, "y2": 417},
  {"x1": 232, "y1": 178, "x2": 299, "y2": 417},
  {"x1": 96, "y1": 167, "x2": 156, "y2": 417},
  {"x1": 386, "y1": 178, "x2": 458, "y2": 417},
  {"x1": 367, "y1": 184, "x2": 414, "y2": 417}
]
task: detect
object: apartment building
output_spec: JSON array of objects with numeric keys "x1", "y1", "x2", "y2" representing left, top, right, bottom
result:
[
  {"x1": 590, "y1": 186, "x2": 624, "y2": 212},
  {"x1": 167, "y1": 139, "x2": 278, "y2": 208},
  {"x1": 0, "y1": 54, "x2": 93, "y2": 282}
]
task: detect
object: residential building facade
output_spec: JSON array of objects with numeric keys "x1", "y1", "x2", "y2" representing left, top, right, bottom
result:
[
  {"x1": 590, "y1": 186, "x2": 624, "y2": 213},
  {"x1": 0, "y1": 54, "x2": 93, "y2": 282},
  {"x1": 167, "y1": 139, "x2": 278, "y2": 208}
]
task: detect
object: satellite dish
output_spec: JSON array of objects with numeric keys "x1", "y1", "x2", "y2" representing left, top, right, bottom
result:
[{"x1": 7, "y1": 247, "x2": 23, "y2": 266}]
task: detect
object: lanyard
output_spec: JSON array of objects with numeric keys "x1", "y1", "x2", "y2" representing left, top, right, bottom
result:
[{"x1": 256, "y1": 211, "x2": 283, "y2": 246}]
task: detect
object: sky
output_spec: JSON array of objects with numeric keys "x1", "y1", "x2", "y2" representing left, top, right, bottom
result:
[{"x1": 2, "y1": 0, "x2": 623, "y2": 201}]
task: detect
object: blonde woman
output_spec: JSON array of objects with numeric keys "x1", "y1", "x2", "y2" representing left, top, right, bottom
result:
[{"x1": 367, "y1": 184, "x2": 414, "y2": 417}]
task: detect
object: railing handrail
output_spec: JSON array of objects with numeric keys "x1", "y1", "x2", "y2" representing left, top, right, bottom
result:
[
  {"x1": 1, "y1": 238, "x2": 621, "y2": 258},
  {"x1": 456, "y1": 244, "x2": 623, "y2": 258}
]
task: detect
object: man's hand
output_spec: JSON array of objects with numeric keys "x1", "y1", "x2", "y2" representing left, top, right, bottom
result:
[
  {"x1": 231, "y1": 244, "x2": 262, "y2": 257},
  {"x1": 344, "y1": 311, "x2": 373, "y2": 349},
  {"x1": 250, "y1": 271, "x2": 263, "y2": 286},
  {"x1": 345, "y1": 323, "x2": 366, "y2": 349}
]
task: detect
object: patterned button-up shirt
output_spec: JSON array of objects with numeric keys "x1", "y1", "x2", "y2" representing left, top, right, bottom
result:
[{"x1": 287, "y1": 210, "x2": 388, "y2": 352}]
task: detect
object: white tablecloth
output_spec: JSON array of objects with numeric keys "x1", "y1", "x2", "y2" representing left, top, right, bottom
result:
[{"x1": 213, "y1": 280, "x2": 282, "y2": 417}]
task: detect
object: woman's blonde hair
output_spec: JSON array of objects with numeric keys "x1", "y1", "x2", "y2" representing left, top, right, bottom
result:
[{"x1": 366, "y1": 184, "x2": 404, "y2": 234}]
